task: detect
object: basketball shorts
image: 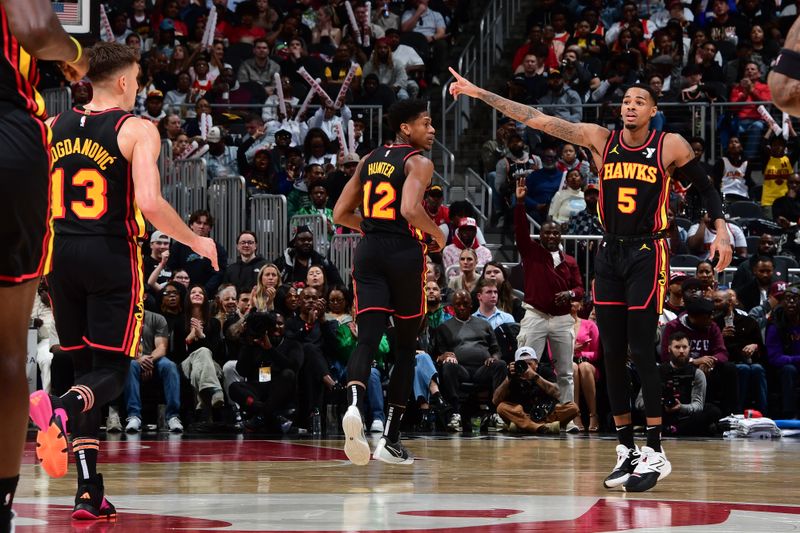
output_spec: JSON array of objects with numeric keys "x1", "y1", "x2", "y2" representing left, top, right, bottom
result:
[
  {"x1": 0, "y1": 107, "x2": 51, "y2": 285},
  {"x1": 593, "y1": 236, "x2": 669, "y2": 313},
  {"x1": 47, "y1": 235, "x2": 145, "y2": 357},
  {"x1": 352, "y1": 233, "x2": 427, "y2": 319}
]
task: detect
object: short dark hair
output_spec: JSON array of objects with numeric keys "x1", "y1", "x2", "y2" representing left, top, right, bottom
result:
[
  {"x1": 668, "y1": 331, "x2": 689, "y2": 344},
  {"x1": 476, "y1": 277, "x2": 498, "y2": 293},
  {"x1": 308, "y1": 182, "x2": 328, "y2": 194},
  {"x1": 627, "y1": 82, "x2": 658, "y2": 105},
  {"x1": 754, "y1": 255, "x2": 775, "y2": 266},
  {"x1": 388, "y1": 99, "x2": 429, "y2": 134},
  {"x1": 87, "y1": 42, "x2": 140, "y2": 83},
  {"x1": 189, "y1": 209, "x2": 214, "y2": 227},
  {"x1": 253, "y1": 37, "x2": 269, "y2": 48},
  {"x1": 689, "y1": 136, "x2": 705, "y2": 149},
  {"x1": 237, "y1": 230, "x2": 257, "y2": 243}
]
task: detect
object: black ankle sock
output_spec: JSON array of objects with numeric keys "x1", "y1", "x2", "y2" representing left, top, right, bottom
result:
[
  {"x1": 646, "y1": 424, "x2": 662, "y2": 452},
  {"x1": 0, "y1": 475, "x2": 18, "y2": 520},
  {"x1": 72, "y1": 438, "x2": 99, "y2": 484},
  {"x1": 616, "y1": 423, "x2": 635, "y2": 450},
  {"x1": 348, "y1": 384, "x2": 366, "y2": 413},
  {"x1": 384, "y1": 404, "x2": 406, "y2": 442},
  {"x1": 431, "y1": 392, "x2": 445, "y2": 409}
]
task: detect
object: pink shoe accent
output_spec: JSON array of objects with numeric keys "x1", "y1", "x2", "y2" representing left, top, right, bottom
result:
[
  {"x1": 71, "y1": 509, "x2": 99, "y2": 520},
  {"x1": 29, "y1": 390, "x2": 53, "y2": 431}
]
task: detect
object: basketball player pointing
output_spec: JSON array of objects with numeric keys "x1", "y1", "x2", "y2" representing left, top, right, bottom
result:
[
  {"x1": 29, "y1": 43, "x2": 218, "y2": 520},
  {"x1": 334, "y1": 100, "x2": 446, "y2": 465},
  {"x1": 450, "y1": 68, "x2": 731, "y2": 492}
]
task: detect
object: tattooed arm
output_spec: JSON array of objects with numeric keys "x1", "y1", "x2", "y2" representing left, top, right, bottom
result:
[{"x1": 449, "y1": 68, "x2": 610, "y2": 160}]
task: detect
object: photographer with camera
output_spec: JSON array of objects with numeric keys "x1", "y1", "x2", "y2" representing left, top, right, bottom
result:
[
  {"x1": 229, "y1": 311, "x2": 300, "y2": 433},
  {"x1": 493, "y1": 346, "x2": 579, "y2": 434},
  {"x1": 640, "y1": 332, "x2": 721, "y2": 436}
]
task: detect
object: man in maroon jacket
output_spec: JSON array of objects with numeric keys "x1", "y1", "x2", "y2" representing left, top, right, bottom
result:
[{"x1": 514, "y1": 178, "x2": 584, "y2": 416}]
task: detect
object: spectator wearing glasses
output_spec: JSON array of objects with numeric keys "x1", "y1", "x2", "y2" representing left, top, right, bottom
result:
[
  {"x1": 400, "y1": 0, "x2": 448, "y2": 85},
  {"x1": 222, "y1": 231, "x2": 268, "y2": 294}
]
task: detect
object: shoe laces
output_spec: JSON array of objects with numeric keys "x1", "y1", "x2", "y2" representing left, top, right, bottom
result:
[{"x1": 632, "y1": 447, "x2": 664, "y2": 475}]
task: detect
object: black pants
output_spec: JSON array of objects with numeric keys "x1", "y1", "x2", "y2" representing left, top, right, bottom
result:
[
  {"x1": 439, "y1": 361, "x2": 508, "y2": 411},
  {"x1": 668, "y1": 403, "x2": 722, "y2": 436},
  {"x1": 297, "y1": 343, "x2": 329, "y2": 420},
  {"x1": 228, "y1": 368, "x2": 296, "y2": 419},
  {"x1": 705, "y1": 361, "x2": 739, "y2": 418}
]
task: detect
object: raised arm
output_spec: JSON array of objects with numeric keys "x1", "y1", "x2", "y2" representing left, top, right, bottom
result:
[{"x1": 448, "y1": 68, "x2": 610, "y2": 160}]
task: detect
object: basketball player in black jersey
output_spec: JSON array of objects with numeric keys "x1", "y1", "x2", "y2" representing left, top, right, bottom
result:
[
  {"x1": 28, "y1": 42, "x2": 218, "y2": 520},
  {"x1": 0, "y1": 1, "x2": 89, "y2": 529},
  {"x1": 450, "y1": 69, "x2": 732, "y2": 492},
  {"x1": 333, "y1": 100, "x2": 446, "y2": 464}
]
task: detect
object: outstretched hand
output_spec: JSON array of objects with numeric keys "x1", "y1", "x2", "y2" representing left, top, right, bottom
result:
[
  {"x1": 448, "y1": 67, "x2": 481, "y2": 99},
  {"x1": 708, "y1": 232, "x2": 732, "y2": 272},
  {"x1": 515, "y1": 176, "x2": 527, "y2": 201}
]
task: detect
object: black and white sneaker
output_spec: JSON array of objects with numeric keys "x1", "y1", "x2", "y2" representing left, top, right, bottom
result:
[
  {"x1": 603, "y1": 445, "x2": 640, "y2": 489},
  {"x1": 373, "y1": 436, "x2": 414, "y2": 465},
  {"x1": 342, "y1": 406, "x2": 371, "y2": 466},
  {"x1": 624, "y1": 445, "x2": 671, "y2": 492}
]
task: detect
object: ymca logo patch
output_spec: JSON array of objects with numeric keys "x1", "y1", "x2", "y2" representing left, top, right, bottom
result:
[{"x1": 643, "y1": 147, "x2": 656, "y2": 159}]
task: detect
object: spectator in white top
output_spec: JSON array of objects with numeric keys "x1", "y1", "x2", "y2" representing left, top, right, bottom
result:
[
  {"x1": 400, "y1": 0, "x2": 448, "y2": 84},
  {"x1": 688, "y1": 213, "x2": 748, "y2": 261},
  {"x1": 384, "y1": 29, "x2": 425, "y2": 71},
  {"x1": 548, "y1": 169, "x2": 586, "y2": 226},
  {"x1": 345, "y1": 1, "x2": 386, "y2": 44},
  {"x1": 604, "y1": 1, "x2": 657, "y2": 47},
  {"x1": 473, "y1": 278, "x2": 515, "y2": 329},
  {"x1": 442, "y1": 217, "x2": 493, "y2": 272},
  {"x1": 262, "y1": 75, "x2": 300, "y2": 123},
  {"x1": 164, "y1": 71, "x2": 193, "y2": 116},
  {"x1": 363, "y1": 38, "x2": 413, "y2": 100}
]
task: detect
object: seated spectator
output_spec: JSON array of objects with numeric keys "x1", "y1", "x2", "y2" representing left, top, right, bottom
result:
[
  {"x1": 433, "y1": 290, "x2": 508, "y2": 432},
  {"x1": 350, "y1": 113, "x2": 374, "y2": 157},
  {"x1": 661, "y1": 295, "x2": 739, "y2": 417},
  {"x1": 559, "y1": 47, "x2": 599, "y2": 99},
  {"x1": 164, "y1": 71, "x2": 193, "y2": 115},
  {"x1": 30, "y1": 282, "x2": 55, "y2": 393},
  {"x1": 556, "y1": 143, "x2": 591, "y2": 180},
  {"x1": 762, "y1": 135, "x2": 793, "y2": 212},
  {"x1": 141, "y1": 90, "x2": 167, "y2": 124},
  {"x1": 495, "y1": 133, "x2": 542, "y2": 225},
  {"x1": 363, "y1": 38, "x2": 413, "y2": 100},
  {"x1": 567, "y1": 183, "x2": 602, "y2": 236},
  {"x1": 548, "y1": 169, "x2": 586, "y2": 227},
  {"x1": 288, "y1": 163, "x2": 327, "y2": 218},
  {"x1": 687, "y1": 214, "x2": 747, "y2": 261},
  {"x1": 478, "y1": 261, "x2": 525, "y2": 322},
  {"x1": 353, "y1": 73, "x2": 396, "y2": 111},
  {"x1": 694, "y1": 260, "x2": 718, "y2": 297},
  {"x1": 473, "y1": 279, "x2": 515, "y2": 329},
  {"x1": 712, "y1": 137, "x2": 752, "y2": 202},
  {"x1": 222, "y1": 231, "x2": 268, "y2": 295},
  {"x1": 571, "y1": 300, "x2": 600, "y2": 432},
  {"x1": 441, "y1": 201, "x2": 487, "y2": 245},
  {"x1": 644, "y1": 332, "x2": 721, "y2": 437},
  {"x1": 203, "y1": 126, "x2": 239, "y2": 179},
  {"x1": 262, "y1": 76, "x2": 300, "y2": 123},
  {"x1": 251, "y1": 263, "x2": 281, "y2": 312},
  {"x1": 303, "y1": 128, "x2": 339, "y2": 170},
  {"x1": 243, "y1": 148, "x2": 285, "y2": 194},
  {"x1": 447, "y1": 248, "x2": 480, "y2": 293},
  {"x1": 604, "y1": 1, "x2": 656, "y2": 48},
  {"x1": 372, "y1": 0, "x2": 399, "y2": 31},
  {"x1": 167, "y1": 209, "x2": 228, "y2": 296},
  {"x1": 208, "y1": 64, "x2": 266, "y2": 114},
  {"x1": 773, "y1": 173, "x2": 800, "y2": 228},
  {"x1": 230, "y1": 311, "x2": 299, "y2": 433},
  {"x1": 764, "y1": 285, "x2": 800, "y2": 419},
  {"x1": 296, "y1": 182, "x2": 336, "y2": 242},
  {"x1": 664, "y1": 272, "x2": 688, "y2": 317},
  {"x1": 145, "y1": 231, "x2": 173, "y2": 296},
  {"x1": 732, "y1": 234, "x2": 780, "y2": 292},
  {"x1": 442, "y1": 217, "x2": 492, "y2": 273},
  {"x1": 124, "y1": 310, "x2": 183, "y2": 433},
  {"x1": 523, "y1": 147, "x2": 562, "y2": 224},
  {"x1": 401, "y1": 0, "x2": 448, "y2": 85},
  {"x1": 384, "y1": 28, "x2": 425, "y2": 76},
  {"x1": 311, "y1": 6, "x2": 342, "y2": 51},
  {"x1": 423, "y1": 185, "x2": 450, "y2": 226},
  {"x1": 237, "y1": 38, "x2": 280, "y2": 87},
  {"x1": 538, "y1": 68, "x2": 582, "y2": 123},
  {"x1": 513, "y1": 54, "x2": 548, "y2": 104},
  {"x1": 305, "y1": 265, "x2": 328, "y2": 299},
  {"x1": 273, "y1": 225, "x2": 344, "y2": 286},
  {"x1": 326, "y1": 153, "x2": 360, "y2": 207},
  {"x1": 729, "y1": 61, "x2": 772, "y2": 163},
  {"x1": 494, "y1": 346, "x2": 579, "y2": 434},
  {"x1": 419, "y1": 279, "x2": 454, "y2": 352},
  {"x1": 324, "y1": 44, "x2": 363, "y2": 91},
  {"x1": 737, "y1": 256, "x2": 776, "y2": 312},
  {"x1": 344, "y1": 1, "x2": 386, "y2": 46},
  {"x1": 713, "y1": 289, "x2": 767, "y2": 413}
]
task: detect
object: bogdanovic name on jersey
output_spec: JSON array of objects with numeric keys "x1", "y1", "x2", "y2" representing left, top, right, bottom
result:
[
  {"x1": 602, "y1": 161, "x2": 658, "y2": 183},
  {"x1": 50, "y1": 137, "x2": 118, "y2": 171}
]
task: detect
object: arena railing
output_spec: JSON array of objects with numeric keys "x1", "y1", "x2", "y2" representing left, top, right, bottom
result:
[
  {"x1": 166, "y1": 158, "x2": 207, "y2": 223},
  {"x1": 250, "y1": 194, "x2": 287, "y2": 266},
  {"x1": 463, "y1": 167, "x2": 493, "y2": 231},
  {"x1": 208, "y1": 175, "x2": 247, "y2": 262},
  {"x1": 440, "y1": 0, "x2": 525, "y2": 152},
  {"x1": 330, "y1": 233, "x2": 361, "y2": 281},
  {"x1": 42, "y1": 87, "x2": 72, "y2": 116},
  {"x1": 429, "y1": 138, "x2": 454, "y2": 202},
  {"x1": 290, "y1": 213, "x2": 329, "y2": 257}
]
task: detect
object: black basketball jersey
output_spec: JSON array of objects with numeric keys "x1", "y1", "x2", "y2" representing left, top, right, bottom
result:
[
  {"x1": 598, "y1": 129, "x2": 670, "y2": 236},
  {"x1": 0, "y1": 6, "x2": 45, "y2": 119},
  {"x1": 49, "y1": 106, "x2": 145, "y2": 239},
  {"x1": 359, "y1": 144, "x2": 425, "y2": 241}
]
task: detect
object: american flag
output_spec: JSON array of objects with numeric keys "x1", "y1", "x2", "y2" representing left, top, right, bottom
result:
[{"x1": 52, "y1": 1, "x2": 80, "y2": 25}]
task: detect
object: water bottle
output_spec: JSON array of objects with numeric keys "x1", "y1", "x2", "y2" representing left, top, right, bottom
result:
[{"x1": 311, "y1": 409, "x2": 322, "y2": 437}]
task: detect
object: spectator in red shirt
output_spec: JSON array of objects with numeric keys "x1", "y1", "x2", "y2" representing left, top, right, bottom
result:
[
  {"x1": 730, "y1": 61, "x2": 772, "y2": 161},
  {"x1": 514, "y1": 178, "x2": 583, "y2": 420},
  {"x1": 423, "y1": 185, "x2": 449, "y2": 226}
]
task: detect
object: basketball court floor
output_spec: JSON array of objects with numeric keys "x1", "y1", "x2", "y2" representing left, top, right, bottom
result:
[{"x1": 13, "y1": 431, "x2": 800, "y2": 531}]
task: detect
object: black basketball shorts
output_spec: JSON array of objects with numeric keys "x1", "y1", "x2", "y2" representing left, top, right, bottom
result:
[
  {"x1": 47, "y1": 235, "x2": 145, "y2": 358},
  {"x1": 593, "y1": 236, "x2": 669, "y2": 314},
  {"x1": 352, "y1": 233, "x2": 427, "y2": 319},
  {"x1": 0, "y1": 107, "x2": 52, "y2": 285}
]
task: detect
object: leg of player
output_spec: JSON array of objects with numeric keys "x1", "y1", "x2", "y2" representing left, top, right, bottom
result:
[
  {"x1": 0, "y1": 279, "x2": 40, "y2": 530},
  {"x1": 595, "y1": 305, "x2": 640, "y2": 489},
  {"x1": 373, "y1": 315, "x2": 420, "y2": 465},
  {"x1": 343, "y1": 311, "x2": 390, "y2": 465},
  {"x1": 623, "y1": 307, "x2": 671, "y2": 493}
]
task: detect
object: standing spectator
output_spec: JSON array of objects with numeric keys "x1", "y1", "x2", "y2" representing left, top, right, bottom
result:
[
  {"x1": 237, "y1": 38, "x2": 280, "y2": 87},
  {"x1": 548, "y1": 169, "x2": 586, "y2": 226},
  {"x1": 765, "y1": 286, "x2": 800, "y2": 419},
  {"x1": 493, "y1": 346, "x2": 579, "y2": 434},
  {"x1": 772, "y1": 173, "x2": 800, "y2": 228},
  {"x1": 124, "y1": 311, "x2": 183, "y2": 433},
  {"x1": 515, "y1": 179, "x2": 583, "y2": 412},
  {"x1": 423, "y1": 185, "x2": 450, "y2": 227},
  {"x1": 571, "y1": 300, "x2": 600, "y2": 432},
  {"x1": 737, "y1": 256, "x2": 775, "y2": 312},
  {"x1": 167, "y1": 210, "x2": 228, "y2": 296},
  {"x1": 473, "y1": 279, "x2": 515, "y2": 329},
  {"x1": 729, "y1": 62, "x2": 771, "y2": 163},
  {"x1": 203, "y1": 127, "x2": 239, "y2": 179},
  {"x1": 144, "y1": 231, "x2": 173, "y2": 296},
  {"x1": 712, "y1": 137, "x2": 752, "y2": 202},
  {"x1": 442, "y1": 218, "x2": 493, "y2": 272},
  {"x1": 222, "y1": 231, "x2": 268, "y2": 294},
  {"x1": 713, "y1": 289, "x2": 767, "y2": 413},
  {"x1": 432, "y1": 290, "x2": 508, "y2": 432},
  {"x1": 345, "y1": 2, "x2": 386, "y2": 45},
  {"x1": 687, "y1": 214, "x2": 747, "y2": 261},
  {"x1": 538, "y1": 69, "x2": 583, "y2": 123},
  {"x1": 762, "y1": 135, "x2": 794, "y2": 213},
  {"x1": 273, "y1": 225, "x2": 344, "y2": 286},
  {"x1": 400, "y1": 0, "x2": 448, "y2": 85}
]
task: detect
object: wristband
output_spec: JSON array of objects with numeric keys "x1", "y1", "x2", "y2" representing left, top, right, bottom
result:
[
  {"x1": 69, "y1": 36, "x2": 83, "y2": 64},
  {"x1": 773, "y1": 48, "x2": 800, "y2": 80}
]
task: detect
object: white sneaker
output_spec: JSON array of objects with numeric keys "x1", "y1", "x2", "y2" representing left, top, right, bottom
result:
[
  {"x1": 604, "y1": 445, "x2": 640, "y2": 489},
  {"x1": 211, "y1": 390, "x2": 225, "y2": 409},
  {"x1": 372, "y1": 436, "x2": 414, "y2": 465},
  {"x1": 167, "y1": 416, "x2": 184, "y2": 433},
  {"x1": 624, "y1": 446, "x2": 671, "y2": 492},
  {"x1": 106, "y1": 407, "x2": 122, "y2": 433},
  {"x1": 565, "y1": 421, "x2": 580, "y2": 433},
  {"x1": 488, "y1": 413, "x2": 507, "y2": 431},
  {"x1": 370, "y1": 419, "x2": 384, "y2": 433},
  {"x1": 446, "y1": 413, "x2": 462, "y2": 432},
  {"x1": 342, "y1": 406, "x2": 370, "y2": 466},
  {"x1": 125, "y1": 416, "x2": 142, "y2": 433}
]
